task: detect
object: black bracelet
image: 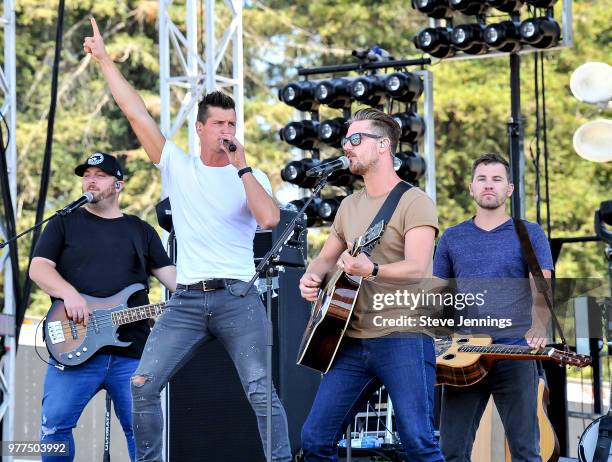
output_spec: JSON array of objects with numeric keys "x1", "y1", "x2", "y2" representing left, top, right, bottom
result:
[
  {"x1": 365, "y1": 262, "x2": 379, "y2": 280},
  {"x1": 237, "y1": 166, "x2": 252, "y2": 178}
]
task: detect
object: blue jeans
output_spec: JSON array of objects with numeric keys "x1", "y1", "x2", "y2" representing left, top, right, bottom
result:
[
  {"x1": 40, "y1": 354, "x2": 139, "y2": 462},
  {"x1": 439, "y1": 360, "x2": 540, "y2": 462},
  {"x1": 301, "y1": 335, "x2": 444, "y2": 461},
  {"x1": 131, "y1": 281, "x2": 292, "y2": 462}
]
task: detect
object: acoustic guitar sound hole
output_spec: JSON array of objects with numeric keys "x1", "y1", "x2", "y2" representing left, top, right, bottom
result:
[
  {"x1": 443, "y1": 354, "x2": 455, "y2": 360},
  {"x1": 457, "y1": 338, "x2": 469, "y2": 343}
]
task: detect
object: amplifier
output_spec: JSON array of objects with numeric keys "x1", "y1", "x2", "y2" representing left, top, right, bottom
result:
[{"x1": 254, "y1": 208, "x2": 307, "y2": 268}]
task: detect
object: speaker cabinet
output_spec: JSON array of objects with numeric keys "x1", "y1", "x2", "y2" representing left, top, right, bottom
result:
[{"x1": 167, "y1": 267, "x2": 320, "y2": 461}]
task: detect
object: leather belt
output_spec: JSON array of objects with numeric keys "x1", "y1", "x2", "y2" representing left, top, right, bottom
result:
[{"x1": 176, "y1": 279, "x2": 232, "y2": 292}]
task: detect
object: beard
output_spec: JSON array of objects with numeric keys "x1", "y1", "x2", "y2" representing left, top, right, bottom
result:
[
  {"x1": 88, "y1": 185, "x2": 116, "y2": 203},
  {"x1": 348, "y1": 155, "x2": 378, "y2": 176},
  {"x1": 475, "y1": 193, "x2": 506, "y2": 210}
]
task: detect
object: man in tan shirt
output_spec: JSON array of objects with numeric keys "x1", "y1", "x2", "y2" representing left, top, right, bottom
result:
[{"x1": 299, "y1": 108, "x2": 444, "y2": 461}]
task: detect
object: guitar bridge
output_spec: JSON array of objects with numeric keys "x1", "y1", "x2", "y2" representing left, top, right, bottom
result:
[{"x1": 47, "y1": 321, "x2": 66, "y2": 344}]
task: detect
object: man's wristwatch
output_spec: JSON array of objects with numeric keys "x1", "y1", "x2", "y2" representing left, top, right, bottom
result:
[{"x1": 365, "y1": 262, "x2": 379, "y2": 281}]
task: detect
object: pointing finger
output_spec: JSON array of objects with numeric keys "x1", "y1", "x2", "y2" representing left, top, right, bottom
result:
[{"x1": 90, "y1": 17, "x2": 101, "y2": 37}]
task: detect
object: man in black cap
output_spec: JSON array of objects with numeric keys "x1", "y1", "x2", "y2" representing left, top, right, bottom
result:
[{"x1": 29, "y1": 152, "x2": 176, "y2": 462}]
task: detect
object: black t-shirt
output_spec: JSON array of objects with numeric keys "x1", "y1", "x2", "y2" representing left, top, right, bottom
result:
[{"x1": 33, "y1": 208, "x2": 172, "y2": 358}]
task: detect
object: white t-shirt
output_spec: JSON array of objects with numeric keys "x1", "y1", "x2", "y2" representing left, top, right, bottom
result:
[{"x1": 156, "y1": 140, "x2": 273, "y2": 284}]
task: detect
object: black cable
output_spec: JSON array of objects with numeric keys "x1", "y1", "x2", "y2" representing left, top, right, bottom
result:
[
  {"x1": 20, "y1": 0, "x2": 66, "y2": 334},
  {"x1": 540, "y1": 52, "x2": 552, "y2": 241},
  {"x1": 533, "y1": 52, "x2": 542, "y2": 225}
]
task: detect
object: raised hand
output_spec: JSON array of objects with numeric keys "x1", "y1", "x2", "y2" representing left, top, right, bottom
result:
[{"x1": 83, "y1": 17, "x2": 109, "y2": 63}]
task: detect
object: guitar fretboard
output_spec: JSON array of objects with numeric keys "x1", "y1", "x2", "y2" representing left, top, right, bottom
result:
[
  {"x1": 111, "y1": 302, "x2": 167, "y2": 326},
  {"x1": 458, "y1": 344, "x2": 551, "y2": 356}
]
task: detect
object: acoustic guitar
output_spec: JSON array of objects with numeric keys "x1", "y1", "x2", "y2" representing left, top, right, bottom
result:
[
  {"x1": 296, "y1": 220, "x2": 385, "y2": 373},
  {"x1": 435, "y1": 335, "x2": 591, "y2": 387}
]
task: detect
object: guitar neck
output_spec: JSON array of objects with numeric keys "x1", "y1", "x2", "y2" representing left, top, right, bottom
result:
[
  {"x1": 112, "y1": 302, "x2": 167, "y2": 326},
  {"x1": 458, "y1": 344, "x2": 553, "y2": 360}
]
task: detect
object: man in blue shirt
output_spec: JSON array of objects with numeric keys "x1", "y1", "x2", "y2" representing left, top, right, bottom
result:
[{"x1": 434, "y1": 153, "x2": 553, "y2": 462}]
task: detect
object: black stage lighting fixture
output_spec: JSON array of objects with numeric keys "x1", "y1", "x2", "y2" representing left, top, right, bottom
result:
[
  {"x1": 450, "y1": 24, "x2": 488, "y2": 55},
  {"x1": 318, "y1": 118, "x2": 348, "y2": 148},
  {"x1": 411, "y1": 0, "x2": 452, "y2": 19},
  {"x1": 414, "y1": 27, "x2": 455, "y2": 59},
  {"x1": 281, "y1": 158, "x2": 320, "y2": 188},
  {"x1": 280, "y1": 120, "x2": 319, "y2": 150},
  {"x1": 384, "y1": 72, "x2": 424, "y2": 103},
  {"x1": 449, "y1": 0, "x2": 487, "y2": 16},
  {"x1": 350, "y1": 75, "x2": 387, "y2": 107},
  {"x1": 520, "y1": 17, "x2": 560, "y2": 49},
  {"x1": 286, "y1": 198, "x2": 321, "y2": 227},
  {"x1": 394, "y1": 151, "x2": 427, "y2": 183},
  {"x1": 318, "y1": 196, "x2": 347, "y2": 222},
  {"x1": 392, "y1": 112, "x2": 425, "y2": 143},
  {"x1": 484, "y1": 21, "x2": 521, "y2": 53},
  {"x1": 525, "y1": 0, "x2": 557, "y2": 7},
  {"x1": 486, "y1": 0, "x2": 522, "y2": 13},
  {"x1": 315, "y1": 78, "x2": 354, "y2": 109},
  {"x1": 279, "y1": 81, "x2": 319, "y2": 112}
]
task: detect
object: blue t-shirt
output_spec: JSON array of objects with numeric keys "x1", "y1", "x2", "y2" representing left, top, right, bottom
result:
[{"x1": 433, "y1": 217, "x2": 554, "y2": 344}]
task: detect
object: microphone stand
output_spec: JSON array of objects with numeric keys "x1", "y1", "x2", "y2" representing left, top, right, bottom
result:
[
  {"x1": 239, "y1": 172, "x2": 331, "y2": 462},
  {"x1": 0, "y1": 203, "x2": 87, "y2": 248}
]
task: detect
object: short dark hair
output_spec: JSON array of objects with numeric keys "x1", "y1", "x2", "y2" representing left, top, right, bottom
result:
[
  {"x1": 348, "y1": 108, "x2": 401, "y2": 155},
  {"x1": 196, "y1": 91, "x2": 236, "y2": 124},
  {"x1": 471, "y1": 153, "x2": 511, "y2": 181}
]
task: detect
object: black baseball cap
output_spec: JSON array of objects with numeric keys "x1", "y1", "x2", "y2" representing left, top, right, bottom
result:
[{"x1": 74, "y1": 152, "x2": 124, "y2": 180}]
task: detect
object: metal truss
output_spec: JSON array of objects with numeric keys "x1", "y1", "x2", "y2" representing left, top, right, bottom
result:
[
  {"x1": 0, "y1": 0, "x2": 17, "y2": 456},
  {"x1": 159, "y1": 0, "x2": 244, "y2": 156}
]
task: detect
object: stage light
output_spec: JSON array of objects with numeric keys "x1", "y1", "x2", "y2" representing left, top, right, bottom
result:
[
  {"x1": 392, "y1": 112, "x2": 425, "y2": 143},
  {"x1": 281, "y1": 158, "x2": 320, "y2": 188},
  {"x1": 318, "y1": 118, "x2": 348, "y2": 148},
  {"x1": 524, "y1": 0, "x2": 557, "y2": 7},
  {"x1": 350, "y1": 75, "x2": 387, "y2": 107},
  {"x1": 318, "y1": 196, "x2": 347, "y2": 222},
  {"x1": 279, "y1": 81, "x2": 319, "y2": 112},
  {"x1": 450, "y1": 24, "x2": 488, "y2": 55},
  {"x1": 394, "y1": 151, "x2": 427, "y2": 183},
  {"x1": 384, "y1": 72, "x2": 424, "y2": 102},
  {"x1": 286, "y1": 198, "x2": 321, "y2": 227},
  {"x1": 414, "y1": 27, "x2": 455, "y2": 59},
  {"x1": 484, "y1": 21, "x2": 521, "y2": 53},
  {"x1": 280, "y1": 120, "x2": 319, "y2": 150},
  {"x1": 315, "y1": 78, "x2": 354, "y2": 108},
  {"x1": 411, "y1": 0, "x2": 452, "y2": 19},
  {"x1": 486, "y1": 0, "x2": 522, "y2": 13},
  {"x1": 520, "y1": 17, "x2": 560, "y2": 49},
  {"x1": 449, "y1": 0, "x2": 487, "y2": 16}
]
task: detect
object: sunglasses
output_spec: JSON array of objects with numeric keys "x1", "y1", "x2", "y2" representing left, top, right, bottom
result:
[{"x1": 341, "y1": 132, "x2": 382, "y2": 147}]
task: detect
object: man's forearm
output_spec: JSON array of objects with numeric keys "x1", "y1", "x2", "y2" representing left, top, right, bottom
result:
[
  {"x1": 307, "y1": 256, "x2": 337, "y2": 281},
  {"x1": 241, "y1": 173, "x2": 280, "y2": 229},
  {"x1": 375, "y1": 258, "x2": 430, "y2": 284},
  {"x1": 97, "y1": 56, "x2": 149, "y2": 121},
  {"x1": 29, "y1": 262, "x2": 79, "y2": 300}
]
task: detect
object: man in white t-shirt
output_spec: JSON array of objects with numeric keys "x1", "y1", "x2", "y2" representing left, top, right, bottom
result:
[{"x1": 84, "y1": 17, "x2": 291, "y2": 462}]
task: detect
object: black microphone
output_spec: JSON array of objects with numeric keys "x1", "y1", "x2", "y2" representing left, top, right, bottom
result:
[
  {"x1": 306, "y1": 156, "x2": 350, "y2": 177},
  {"x1": 221, "y1": 139, "x2": 237, "y2": 152},
  {"x1": 57, "y1": 192, "x2": 94, "y2": 216}
]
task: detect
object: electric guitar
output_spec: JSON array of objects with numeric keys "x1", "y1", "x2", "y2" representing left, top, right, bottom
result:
[
  {"x1": 44, "y1": 283, "x2": 166, "y2": 366},
  {"x1": 435, "y1": 334, "x2": 591, "y2": 387},
  {"x1": 296, "y1": 220, "x2": 386, "y2": 373}
]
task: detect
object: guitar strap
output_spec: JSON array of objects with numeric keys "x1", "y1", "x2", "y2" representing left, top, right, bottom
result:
[
  {"x1": 512, "y1": 218, "x2": 567, "y2": 347},
  {"x1": 361, "y1": 181, "x2": 413, "y2": 257},
  {"x1": 593, "y1": 412, "x2": 612, "y2": 462}
]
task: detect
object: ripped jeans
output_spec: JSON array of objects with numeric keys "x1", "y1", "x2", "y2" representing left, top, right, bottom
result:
[
  {"x1": 131, "y1": 280, "x2": 292, "y2": 462},
  {"x1": 40, "y1": 354, "x2": 139, "y2": 461}
]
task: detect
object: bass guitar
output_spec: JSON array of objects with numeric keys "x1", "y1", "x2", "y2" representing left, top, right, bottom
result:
[
  {"x1": 44, "y1": 283, "x2": 166, "y2": 366},
  {"x1": 435, "y1": 335, "x2": 591, "y2": 387},
  {"x1": 297, "y1": 220, "x2": 386, "y2": 373}
]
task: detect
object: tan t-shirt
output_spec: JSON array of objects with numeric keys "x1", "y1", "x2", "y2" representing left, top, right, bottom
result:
[{"x1": 330, "y1": 185, "x2": 439, "y2": 338}]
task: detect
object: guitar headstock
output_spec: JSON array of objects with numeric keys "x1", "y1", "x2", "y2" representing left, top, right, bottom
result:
[
  {"x1": 352, "y1": 220, "x2": 386, "y2": 257},
  {"x1": 549, "y1": 349, "x2": 592, "y2": 368}
]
